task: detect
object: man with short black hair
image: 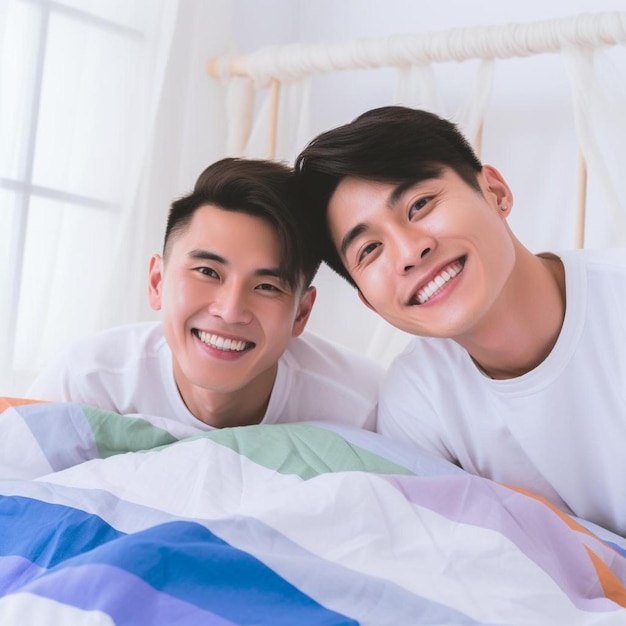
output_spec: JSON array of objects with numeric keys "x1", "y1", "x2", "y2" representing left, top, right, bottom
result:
[{"x1": 28, "y1": 158, "x2": 383, "y2": 431}]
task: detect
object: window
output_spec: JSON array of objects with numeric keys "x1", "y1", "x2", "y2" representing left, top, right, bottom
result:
[{"x1": 0, "y1": 0, "x2": 178, "y2": 394}]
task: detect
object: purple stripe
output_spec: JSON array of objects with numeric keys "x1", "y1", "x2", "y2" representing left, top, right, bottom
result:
[
  {"x1": 0, "y1": 555, "x2": 45, "y2": 595},
  {"x1": 384, "y1": 473, "x2": 624, "y2": 611},
  {"x1": 20, "y1": 562, "x2": 236, "y2": 626}
]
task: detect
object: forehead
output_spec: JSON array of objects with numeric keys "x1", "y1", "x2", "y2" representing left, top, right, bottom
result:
[
  {"x1": 168, "y1": 204, "x2": 282, "y2": 260},
  {"x1": 327, "y1": 171, "x2": 460, "y2": 235},
  {"x1": 327, "y1": 177, "x2": 396, "y2": 239},
  {"x1": 330, "y1": 176, "x2": 395, "y2": 209}
]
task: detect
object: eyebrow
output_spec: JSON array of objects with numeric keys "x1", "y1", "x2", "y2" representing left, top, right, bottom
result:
[
  {"x1": 338, "y1": 181, "x2": 416, "y2": 258},
  {"x1": 339, "y1": 223, "x2": 368, "y2": 259},
  {"x1": 188, "y1": 249, "x2": 283, "y2": 280},
  {"x1": 388, "y1": 180, "x2": 417, "y2": 207},
  {"x1": 189, "y1": 249, "x2": 226, "y2": 264}
]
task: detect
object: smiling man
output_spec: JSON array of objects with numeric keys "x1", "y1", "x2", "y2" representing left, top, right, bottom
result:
[
  {"x1": 27, "y1": 158, "x2": 383, "y2": 431},
  {"x1": 294, "y1": 106, "x2": 626, "y2": 536}
]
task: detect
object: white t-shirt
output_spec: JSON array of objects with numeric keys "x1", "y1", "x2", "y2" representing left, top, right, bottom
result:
[
  {"x1": 27, "y1": 322, "x2": 383, "y2": 432},
  {"x1": 378, "y1": 248, "x2": 626, "y2": 536}
]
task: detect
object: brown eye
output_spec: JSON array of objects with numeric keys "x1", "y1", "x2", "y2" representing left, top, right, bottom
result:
[
  {"x1": 408, "y1": 197, "x2": 430, "y2": 219},
  {"x1": 358, "y1": 242, "x2": 380, "y2": 262},
  {"x1": 197, "y1": 267, "x2": 219, "y2": 278}
]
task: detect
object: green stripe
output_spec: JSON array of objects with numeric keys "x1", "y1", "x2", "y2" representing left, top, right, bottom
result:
[
  {"x1": 205, "y1": 424, "x2": 413, "y2": 479},
  {"x1": 80, "y1": 408, "x2": 412, "y2": 479},
  {"x1": 82, "y1": 405, "x2": 178, "y2": 458}
]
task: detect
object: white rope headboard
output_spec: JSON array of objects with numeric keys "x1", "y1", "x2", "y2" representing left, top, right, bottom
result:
[
  {"x1": 207, "y1": 11, "x2": 626, "y2": 249},
  {"x1": 208, "y1": 12, "x2": 626, "y2": 81}
]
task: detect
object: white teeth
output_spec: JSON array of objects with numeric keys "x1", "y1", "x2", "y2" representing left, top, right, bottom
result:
[
  {"x1": 416, "y1": 261, "x2": 463, "y2": 304},
  {"x1": 198, "y1": 331, "x2": 248, "y2": 352}
]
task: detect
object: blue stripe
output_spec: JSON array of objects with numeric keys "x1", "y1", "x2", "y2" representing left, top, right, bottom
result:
[
  {"x1": 605, "y1": 541, "x2": 626, "y2": 558},
  {"x1": 0, "y1": 496, "x2": 123, "y2": 569},
  {"x1": 58, "y1": 521, "x2": 358, "y2": 625}
]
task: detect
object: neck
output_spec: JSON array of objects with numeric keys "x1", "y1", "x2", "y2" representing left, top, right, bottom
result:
[
  {"x1": 174, "y1": 363, "x2": 277, "y2": 428},
  {"x1": 462, "y1": 251, "x2": 566, "y2": 380}
]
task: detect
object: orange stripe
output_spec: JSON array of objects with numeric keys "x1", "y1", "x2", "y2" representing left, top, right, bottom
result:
[
  {"x1": 503, "y1": 482, "x2": 626, "y2": 603},
  {"x1": 0, "y1": 397, "x2": 47, "y2": 412},
  {"x1": 502, "y1": 483, "x2": 594, "y2": 534},
  {"x1": 586, "y1": 548, "x2": 626, "y2": 607}
]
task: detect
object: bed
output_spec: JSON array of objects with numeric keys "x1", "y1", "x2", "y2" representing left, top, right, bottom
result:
[{"x1": 1, "y1": 396, "x2": 626, "y2": 625}]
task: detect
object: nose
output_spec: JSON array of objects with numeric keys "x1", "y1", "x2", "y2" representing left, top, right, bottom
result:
[
  {"x1": 389, "y1": 228, "x2": 433, "y2": 274},
  {"x1": 208, "y1": 283, "x2": 252, "y2": 324}
]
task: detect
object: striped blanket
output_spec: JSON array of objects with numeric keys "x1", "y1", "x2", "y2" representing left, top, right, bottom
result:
[{"x1": 1, "y1": 397, "x2": 626, "y2": 625}]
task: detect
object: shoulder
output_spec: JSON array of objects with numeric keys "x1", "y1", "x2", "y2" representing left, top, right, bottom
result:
[
  {"x1": 558, "y1": 248, "x2": 626, "y2": 312},
  {"x1": 27, "y1": 321, "x2": 169, "y2": 406},
  {"x1": 385, "y1": 335, "x2": 465, "y2": 379},
  {"x1": 560, "y1": 247, "x2": 626, "y2": 276},
  {"x1": 270, "y1": 332, "x2": 382, "y2": 429},
  {"x1": 53, "y1": 321, "x2": 166, "y2": 371},
  {"x1": 284, "y1": 331, "x2": 385, "y2": 382},
  {"x1": 380, "y1": 336, "x2": 474, "y2": 406}
]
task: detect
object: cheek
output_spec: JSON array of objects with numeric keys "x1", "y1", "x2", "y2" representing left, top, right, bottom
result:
[
  {"x1": 354, "y1": 263, "x2": 394, "y2": 308},
  {"x1": 163, "y1": 276, "x2": 204, "y2": 316},
  {"x1": 260, "y1": 301, "x2": 300, "y2": 336}
]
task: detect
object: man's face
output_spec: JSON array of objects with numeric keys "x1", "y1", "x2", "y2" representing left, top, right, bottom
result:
[
  {"x1": 149, "y1": 204, "x2": 314, "y2": 400},
  {"x1": 327, "y1": 166, "x2": 515, "y2": 340}
]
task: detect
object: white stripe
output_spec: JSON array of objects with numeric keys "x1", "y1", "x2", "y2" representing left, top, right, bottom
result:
[
  {"x1": 0, "y1": 592, "x2": 114, "y2": 625},
  {"x1": 36, "y1": 437, "x2": 304, "y2": 517}
]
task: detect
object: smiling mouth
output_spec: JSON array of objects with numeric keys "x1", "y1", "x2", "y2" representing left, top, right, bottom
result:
[
  {"x1": 193, "y1": 329, "x2": 255, "y2": 352},
  {"x1": 410, "y1": 257, "x2": 465, "y2": 305}
]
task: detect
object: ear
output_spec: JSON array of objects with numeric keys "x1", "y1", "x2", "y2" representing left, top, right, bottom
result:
[
  {"x1": 291, "y1": 286, "x2": 317, "y2": 337},
  {"x1": 358, "y1": 289, "x2": 376, "y2": 311},
  {"x1": 480, "y1": 165, "x2": 514, "y2": 215},
  {"x1": 148, "y1": 254, "x2": 164, "y2": 311}
]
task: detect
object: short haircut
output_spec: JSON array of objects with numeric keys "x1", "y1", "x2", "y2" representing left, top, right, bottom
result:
[
  {"x1": 294, "y1": 106, "x2": 483, "y2": 287},
  {"x1": 164, "y1": 157, "x2": 320, "y2": 291}
]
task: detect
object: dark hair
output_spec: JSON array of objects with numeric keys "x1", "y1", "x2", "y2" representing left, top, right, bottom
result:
[
  {"x1": 164, "y1": 157, "x2": 320, "y2": 291},
  {"x1": 294, "y1": 106, "x2": 483, "y2": 287}
]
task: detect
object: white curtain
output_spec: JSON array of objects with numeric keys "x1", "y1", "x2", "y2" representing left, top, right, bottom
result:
[
  {"x1": 234, "y1": 77, "x2": 312, "y2": 163},
  {"x1": 562, "y1": 45, "x2": 626, "y2": 247},
  {"x1": 96, "y1": 0, "x2": 234, "y2": 332},
  {"x1": 0, "y1": 0, "x2": 235, "y2": 395}
]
